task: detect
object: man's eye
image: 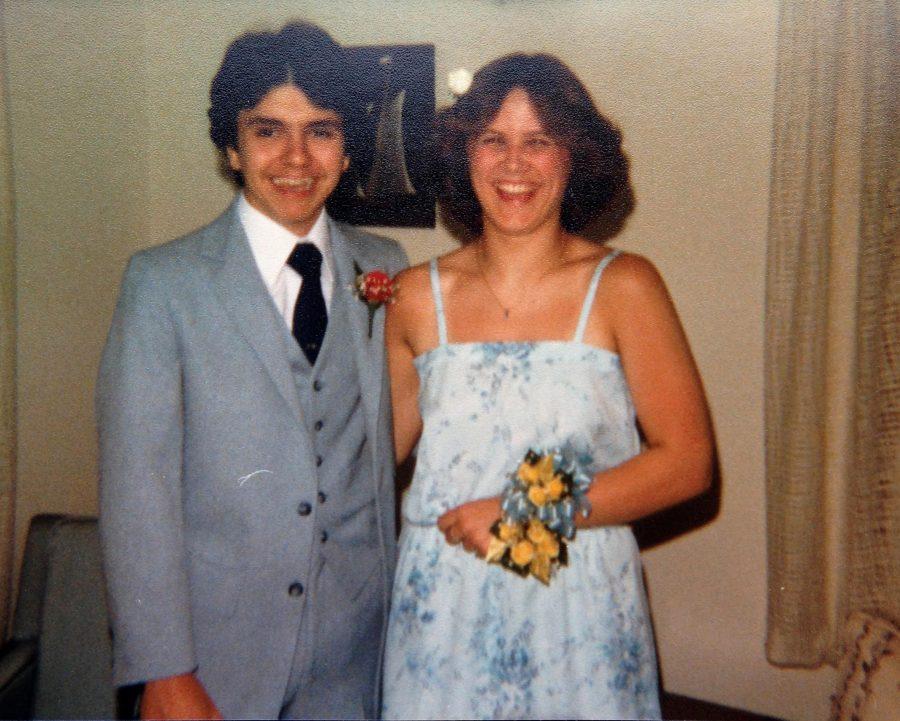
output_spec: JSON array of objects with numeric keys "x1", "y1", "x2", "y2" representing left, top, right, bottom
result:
[
  {"x1": 528, "y1": 137, "x2": 552, "y2": 148},
  {"x1": 478, "y1": 135, "x2": 501, "y2": 146},
  {"x1": 255, "y1": 126, "x2": 277, "y2": 138},
  {"x1": 311, "y1": 127, "x2": 336, "y2": 139}
]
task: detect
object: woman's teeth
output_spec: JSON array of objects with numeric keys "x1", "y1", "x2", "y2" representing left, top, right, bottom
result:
[
  {"x1": 273, "y1": 177, "x2": 313, "y2": 189},
  {"x1": 497, "y1": 183, "x2": 531, "y2": 195}
]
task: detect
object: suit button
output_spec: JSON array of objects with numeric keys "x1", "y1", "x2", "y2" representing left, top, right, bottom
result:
[
  {"x1": 314, "y1": 420, "x2": 323, "y2": 431},
  {"x1": 288, "y1": 582, "x2": 304, "y2": 597},
  {"x1": 320, "y1": 530, "x2": 328, "y2": 543},
  {"x1": 317, "y1": 491, "x2": 327, "y2": 503},
  {"x1": 316, "y1": 455, "x2": 323, "y2": 467},
  {"x1": 297, "y1": 501, "x2": 312, "y2": 516},
  {"x1": 313, "y1": 379, "x2": 322, "y2": 392}
]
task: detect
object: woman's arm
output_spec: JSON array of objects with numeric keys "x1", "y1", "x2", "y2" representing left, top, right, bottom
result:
[
  {"x1": 141, "y1": 673, "x2": 222, "y2": 720},
  {"x1": 577, "y1": 252, "x2": 714, "y2": 527},
  {"x1": 440, "y1": 253, "x2": 714, "y2": 554},
  {"x1": 386, "y1": 266, "x2": 426, "y2": 466}
]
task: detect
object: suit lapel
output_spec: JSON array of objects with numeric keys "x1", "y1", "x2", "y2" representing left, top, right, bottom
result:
[
  {"x1": 206, "y1": 205, "x2": 305, "y2": 425},
  {"x1": 329, "y1": 221, "x2": 385, "y2": 444}
]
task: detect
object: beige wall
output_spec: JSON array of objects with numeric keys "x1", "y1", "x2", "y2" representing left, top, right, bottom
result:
[
  {"x1": 3, "y1": 1, "x2": 837, "y2": 717},
  {"x1": 0, "y1": 2, "x2": 17, "y2": 627}
]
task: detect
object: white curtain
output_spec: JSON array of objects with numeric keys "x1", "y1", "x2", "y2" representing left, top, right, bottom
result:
[
  {"x1": 840, "y1": 0, "x2": 899, "y2": 647},
  {"x1": 765, "y1": 0, "x2": 898, "y2": 667}
]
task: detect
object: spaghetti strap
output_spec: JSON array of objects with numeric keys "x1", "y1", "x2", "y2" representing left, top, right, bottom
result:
[
  {"x1": 429, "y1": 258, "x2": 448, "y2": 345},
  {"x1": 573, "y1": 249, "x2": 622, "y2": 343}
]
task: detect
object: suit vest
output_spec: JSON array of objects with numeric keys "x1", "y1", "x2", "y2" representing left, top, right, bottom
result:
[
  {"x1": 282, "y1": 274, "x2": 381, "y2": 587},
  {"x1": 278, "y1": 273, "x2": 384, "y2": 713}
]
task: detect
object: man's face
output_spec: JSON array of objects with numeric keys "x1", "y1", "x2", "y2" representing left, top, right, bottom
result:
[{"x1": 227, "y1": 83, "x2": 349, "y2": 236}]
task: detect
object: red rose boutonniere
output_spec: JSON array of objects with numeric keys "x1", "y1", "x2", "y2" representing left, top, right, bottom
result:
[{"x1": 353, "y1": 262, "x2": 396, "y2": 337}]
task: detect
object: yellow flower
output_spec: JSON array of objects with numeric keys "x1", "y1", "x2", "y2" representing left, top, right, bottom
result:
[
  {"x1": 485, "y1": 536, "x2": 508, "y2": 563},
  {"x1": 547, "y1": 475, "x2": 566, "y2": 501},
  {"x1": 530, "y1": 554, "x2": 552, "y2": 585},
  {"x1": 527, "y1": 485, "x2": 549, "y2": 506},
  {"x1": 538, "y1": 535, "x2": 560, "y2": 559},
  {"x1": 517, "y1": 461, "x2": 540, "y2": 485},
  {"x1": 526, "y1": 520, "x2": 549, "y2": 544},
  {"x1": 517, "y1": 454, "x2": 555, "y2": 486},
  {"x1": 498, "y1": 522, "x2": 521, "y2": 542},
  {"x1": 527, "y1": 520, "x2": 560, "y2": 560},
  {"x1": 535, "y1": 455, "x2": 555, "y2": 483},
  {"x1": 510, "y1": 539, "x2": 535, "y2": 566}
]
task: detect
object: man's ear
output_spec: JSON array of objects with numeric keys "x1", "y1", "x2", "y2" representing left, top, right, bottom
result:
[
  {"x1": 342, "y1": 155, "x2": 350, "y2": 172},
  {"x1": 226, "y1": 146, "x2": 242, "y2": 172}
]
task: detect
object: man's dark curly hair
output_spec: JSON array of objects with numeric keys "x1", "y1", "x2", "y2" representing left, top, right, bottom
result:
[
  {"x1": 208, "y1": 21, "x2": 365, "y2": 185},
  {"x1": 436, "y1": 53, "x2": 630, "y2": 241}
]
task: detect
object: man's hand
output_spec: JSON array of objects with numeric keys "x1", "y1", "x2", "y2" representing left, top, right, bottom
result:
[
  {"x1": 140, "y1": 673, "x2": 223, "y2": 720},
  {"x1": 437, "y1": 497, "x2": 502, "y2": 557}
]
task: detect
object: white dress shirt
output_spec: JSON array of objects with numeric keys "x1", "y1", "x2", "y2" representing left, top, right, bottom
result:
[{"x1": 237, "y1": 193, "x2": 335, "y2": 330}]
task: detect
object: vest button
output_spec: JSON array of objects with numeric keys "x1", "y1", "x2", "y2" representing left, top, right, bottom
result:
[
  {"x1": 313, "y1": 379, "x2": 323, "y2": 392},
  {"x1": 317, "y1": 491, "x2": 327, "y2": 503},
  {"x1": 288, "y1": 582, "x2": 304, "y2": 597},
  {"x1": 315, "y1": 455, "x2": 323, "y2": 467},
  {"x1": 320, "y1": 530, "x2": 328, "y2": 543},
  {"x1": 314, "y1": 420, "x2": 324, "y2": 431},
  {"x1": 297, "y1": 501, "x2": 312, "y2": 516}
]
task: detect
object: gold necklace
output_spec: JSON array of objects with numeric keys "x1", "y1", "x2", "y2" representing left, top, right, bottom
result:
[
  {"x1": 474, "y1": 247, "x2": 514, "y2": 319},
  {"x1": 474, "y1": 240, "x2": 571, "y2": 319}
]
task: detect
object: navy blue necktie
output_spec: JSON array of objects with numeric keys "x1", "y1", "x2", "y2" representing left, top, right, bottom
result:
[{"x1": 287, "y1": 243, "x2": 327, "y2": 364}]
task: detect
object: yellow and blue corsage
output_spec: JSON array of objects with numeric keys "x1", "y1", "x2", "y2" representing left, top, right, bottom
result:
[{"x1": 485, "y1": 449, "x2": 592, "y2": 585}]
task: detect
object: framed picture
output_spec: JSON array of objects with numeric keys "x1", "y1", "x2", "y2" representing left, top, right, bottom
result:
[{"x1": 327, "y1": 43, "x2": 436, "y2": 228}]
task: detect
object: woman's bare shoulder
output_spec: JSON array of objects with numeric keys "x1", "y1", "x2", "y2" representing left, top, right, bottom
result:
[
  {"x1": 563, "y1": 236, "x2": 623, "y2": 274},
  {"x1": 602, "y1": 250, "x2": 669, "y2": 299},
  {"x1": 387, "y1": 253, "x2": 466, "y2": 353},
  {"x1": 427, "y1": 246, "x2": 479, "y2": 296},
  {"x1": 392, "y1": 261, "x2": 431, "y2": 295},
  {"x1": 388, "y1": 262, "x2": 433, "y2": 330}
]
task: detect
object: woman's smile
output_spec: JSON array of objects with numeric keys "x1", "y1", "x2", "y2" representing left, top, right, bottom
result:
[{"x1": 468, "y1": 88, "x2": 571, "y2": 239}]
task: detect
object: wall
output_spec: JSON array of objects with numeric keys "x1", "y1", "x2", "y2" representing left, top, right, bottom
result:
[
  {"x1": 0, "y1": 2, "x2": 17, "y2": 626},
  {"x1": 3, "y1": 1, "x2": 837, "y2": 718}
]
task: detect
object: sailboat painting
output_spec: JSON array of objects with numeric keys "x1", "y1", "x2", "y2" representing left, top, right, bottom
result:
[{"x1": 327, "y1": 43, "x2": 436, "y2": 228}]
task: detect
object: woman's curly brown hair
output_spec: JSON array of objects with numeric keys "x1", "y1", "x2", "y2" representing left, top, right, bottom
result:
[{"x1": 437, "y1": 53, "x2": 631, "y2": 241}]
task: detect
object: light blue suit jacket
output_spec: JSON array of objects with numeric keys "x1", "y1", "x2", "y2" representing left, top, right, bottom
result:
[{"x1": 96, "y1": 200, "x2": 408, "y2": 717}]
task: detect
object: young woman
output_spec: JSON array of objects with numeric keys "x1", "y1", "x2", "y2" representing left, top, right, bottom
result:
[{"x1": 382, "y1": 54, "x2": 714, "y2": 719}]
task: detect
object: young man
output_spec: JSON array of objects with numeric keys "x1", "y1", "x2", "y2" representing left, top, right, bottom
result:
[{"x1": 97, "y1": 22, "x2": 407, "y2": 719}]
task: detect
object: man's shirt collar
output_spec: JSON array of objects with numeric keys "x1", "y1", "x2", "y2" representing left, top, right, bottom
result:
[{"x1": 237, "y1": 193, "x2": 333, "y2": 292}]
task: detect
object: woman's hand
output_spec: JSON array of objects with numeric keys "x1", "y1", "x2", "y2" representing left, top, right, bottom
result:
[
  {"x1": 141, "y1": 673, "x2": 223, "y2": 720},
  {"x1": 437, "y1": 497, "x2": 502, "y2": 557}
]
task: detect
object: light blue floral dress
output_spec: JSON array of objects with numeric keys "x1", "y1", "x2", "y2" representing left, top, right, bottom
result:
[{"x1": 382, "y1": 251, "x2": 661, "y2": 720}]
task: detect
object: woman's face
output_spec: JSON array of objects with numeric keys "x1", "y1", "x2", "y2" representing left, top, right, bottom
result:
[{"x1": 468, "y1": 88, "x2": 571, "y2": 240}]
